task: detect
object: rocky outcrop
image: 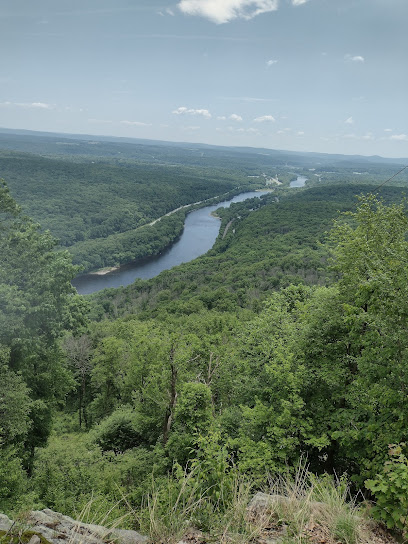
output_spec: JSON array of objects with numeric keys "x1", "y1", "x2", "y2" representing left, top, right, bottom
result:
[
  {"x1": 0, "y1": 509, "x2": 148, "y2": 544},
  {"x1": 0, "y1": 513, "x2": 13, "y2": 532}
]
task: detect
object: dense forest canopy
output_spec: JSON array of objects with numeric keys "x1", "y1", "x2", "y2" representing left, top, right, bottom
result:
[
  {"x1": 0, "y1": 149, "x2": 254, "y2": 272},
  {"x1": 0, "y1": 131, "x2": 407, "y2": 274},
  {"x1": 1, "y1": 134, "x2": 408, "y2": 540}
]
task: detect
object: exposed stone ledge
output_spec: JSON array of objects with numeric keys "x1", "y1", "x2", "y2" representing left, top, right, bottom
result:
[{"x1": 0, "y1": 510, "x2": 148, "y2": 544}]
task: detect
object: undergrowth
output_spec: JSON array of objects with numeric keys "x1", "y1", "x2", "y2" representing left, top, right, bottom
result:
[{"x1": 136, "y1": 461, "x2": 377, "y2": 544}]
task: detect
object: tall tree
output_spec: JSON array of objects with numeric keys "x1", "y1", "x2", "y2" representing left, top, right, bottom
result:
[
  {"x1": 299, "y1": 195, "x2": 408, "y2": 481},
  {"x1": 0, "y1": 180, "x2": 88, "y2": 467}
]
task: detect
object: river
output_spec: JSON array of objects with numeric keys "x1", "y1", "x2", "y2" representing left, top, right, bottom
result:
[
  {"x1": 289, "y1": 175, "x2": 307, "y2": 188},
  {"x1": 72, "y1": 191, "x2": 264, "y2": 295}
]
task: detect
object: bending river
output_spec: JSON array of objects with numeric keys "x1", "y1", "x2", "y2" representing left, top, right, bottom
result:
[{"x1": 72, "y1": 191, "x2": 264, "y2": 295}]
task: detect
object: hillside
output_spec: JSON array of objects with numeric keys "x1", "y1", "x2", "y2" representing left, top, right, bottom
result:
[
  {"x1": 1, "y1": 130, "x2": 407, "y2": 273},
  {"x1": 90, "y1": 183, "x2": 405, "y2": 318},
  {"x1": 1, "y1": 137, "x2": 408, "y2": 541},
  {"x1": 0, "y1": 148, "x2": 254, "y2": 271}
]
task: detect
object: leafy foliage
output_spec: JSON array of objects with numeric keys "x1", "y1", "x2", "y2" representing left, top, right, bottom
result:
[
  {"x1": 0, "y1": 363, "x2": 31, "y2": 445},
  {"x1": 0, "y1": 150, "x2": 254, "y2": 271},
  {"x1": 2, "y1": 146, "x2": 408, "y2": 539},
  {"x1": 0, "y1": 446, "x2": 28, "y2": 512},
  {"x1": 365, "y1": 444, "x2": 408, "y2": 533},
  {"x1": 0, "y1": 180, "x2": 87, "y2": 480}
]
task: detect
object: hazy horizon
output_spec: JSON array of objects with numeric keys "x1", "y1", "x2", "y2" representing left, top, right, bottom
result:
[{"x1": 1, "y1": 0, "x2": 407, "y2": 158}]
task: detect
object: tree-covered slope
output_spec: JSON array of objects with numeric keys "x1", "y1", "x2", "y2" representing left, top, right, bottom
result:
[
  {"x1": 0, "y1": 151, "x2": 246, "y2": 245},
  {"x1": 0, "y1": 150, "x2": 259, "y2": 271},
  {"x1": 0, "y1": 180, "x2": 86, "y2": 507},
  {"x1": 1, "y1": 131, "x2": 406, "y2": 274},
  {"x1": 2, "y1": 176, "x2": 408, "y2": 539},
  {"x1": 91, "y1": 184, "x2": 405, "y2": 319}
]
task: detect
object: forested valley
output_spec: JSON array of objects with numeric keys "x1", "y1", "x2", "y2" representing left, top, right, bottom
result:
[{"x1": 1, "y1": 132, "x2": 408, "y2": 543}]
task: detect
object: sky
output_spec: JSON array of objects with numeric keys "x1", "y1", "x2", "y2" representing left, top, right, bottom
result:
[{"x1": 1, "y1": 0, "x2": 407, "y2": 157}]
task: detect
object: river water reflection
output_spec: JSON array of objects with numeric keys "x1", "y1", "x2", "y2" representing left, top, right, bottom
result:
[
  {"x1": 73, "y1": 191, "x2": 264, "y2": 295},
  {"x1": 289, "y1": 175, "x2": 307, "y2": 188}
]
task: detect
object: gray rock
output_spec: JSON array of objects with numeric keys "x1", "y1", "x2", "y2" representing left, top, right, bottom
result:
[
  {"x1": 1, "y1": 509, "x2": 149, "y2": 544},
  {"x1": 28, "y1": 535, "x2": 41, "y2": 544},
  {"x1": 111, "y1": 528, "x2": 149, "y2": 544},
  {"x1": 0, "y1": 513, "x2": 13, "y2": 532},
  {"x1": 32, "y1": 526, "x2": 59, "y2": 543},
  {"x1": 29, "y1": 510, "x2": 59, "y2": 527},
  {"x1": 248, "y1": 492, "x2": 291, "y2": 513},
  {"x1": 42, "y1": 510, "x2": 77, "y2": 526}
]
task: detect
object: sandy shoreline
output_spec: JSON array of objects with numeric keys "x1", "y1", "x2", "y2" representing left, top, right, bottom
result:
[{"x1": 89, "y1": 266, "x2": 119, "y2": 276}]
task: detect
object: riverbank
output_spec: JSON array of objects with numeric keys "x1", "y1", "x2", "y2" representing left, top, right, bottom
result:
[
  {"x1": 86, "y1": 186, "x2": 261, "y2": 276},
  {"x1": 89, "y1": 266, "x2": 119, "y2": 276},
  {"x1": 72, "y1": 190, "x2": 265, "y2": 294}
]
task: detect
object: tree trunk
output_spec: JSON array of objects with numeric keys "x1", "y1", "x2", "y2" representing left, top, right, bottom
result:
[{"x1": 163, "y1": 348, "x2": 177, "y2": 445}]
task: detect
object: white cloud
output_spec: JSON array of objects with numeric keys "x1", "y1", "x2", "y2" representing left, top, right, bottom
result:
[
  {"x1": 340, "y1": 132, "x2": 375, "y2": 141},
  {"x1": 173, "y1": 106, "x2": 188, "y2": 114},
  {"x1": 0, "y1": 101, "x2": 55, "y2": 109},
  {"x1": 120, "y1": 120, "x2": 152, "y2": 126},
  {"x1": 177, "y1": 0, "x2": 279, "y2": 24},
  {"x1": 217, "y1": 115, "x2": 227, "y2": 120},
  {"x1": 390, "y1": 134, "x2": 408, "y2": 141},
  {"x1": 229, "y1": 113, "x2": 243, "y2": 121},
  {"x1": 345, "y1": 116, "x2": 354, "y2": 125},
  {"x1": 172, "y1": 106, "x2": 212, "y2": 118},
  {"x1": 266, "y1": 59, "x2": 278, "y2": 66},
  {"x1": 254, "y1": 115, "x2": 275, "y2": 122},
  {"x1": 384, "y1": 128, "x2": 393, "y2": 132},
  {"x1": 292, "y1": 0, "x2": 309, "y2": 5},
  {"x1": 28, "y1": 102, "x2": 54, "y2": 109},
  {"x1": 345, "y1": 54, "x2": 365, "y2": 63},
  {"x1": 217, "y1": 126, "x2": 259, "y2": 135},
  {"x1": 297, "y1": 131, "x2": 305, "y2": 136},
  {"x1": 158, "y1": 7, "x2": 175, "y2": 16}
]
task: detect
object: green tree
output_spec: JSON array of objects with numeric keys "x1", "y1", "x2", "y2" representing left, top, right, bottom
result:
[
  {"x1": 63, "y1": 334, "x2": 93, "y2": 428},
  {"x1": 0, "y1": 445, "x2": 27, "y2": 512},
  {"x1": 232, "y1": 286, "x2": 312, "y2": 480},
  {"x1": 0, "y1": 180, "x2": 87, "y2": 468},
  {"x1": 298, "y1": 196, "x2": 408, "y2": 481},
  {"x1": 0, "y1": 362, "x2": 32, "y2": 446},
  {"x1": 166, "y1": 382, "x2": 214, "y2": 465}
]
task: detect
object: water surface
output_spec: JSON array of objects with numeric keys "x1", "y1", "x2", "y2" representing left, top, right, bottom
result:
[
  {"x1": 289, "y1": 175, "x2": 308, "y2": 188},
  {"x1": 73, "y1": 191, "x2": 263, "y2": 294}
]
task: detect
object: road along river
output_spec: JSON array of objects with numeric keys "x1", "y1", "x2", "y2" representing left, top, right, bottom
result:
[{"x1": 72, "y1": 191, "x2": 264, "y2": 295}]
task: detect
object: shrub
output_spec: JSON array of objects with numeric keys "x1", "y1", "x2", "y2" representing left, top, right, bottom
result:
[
  {"x1": 92, "y1": 406, "x2": 145, "y2": 454},
  {"x1": 365, "y1": 443, "x2": 408, "y2": 534}
]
